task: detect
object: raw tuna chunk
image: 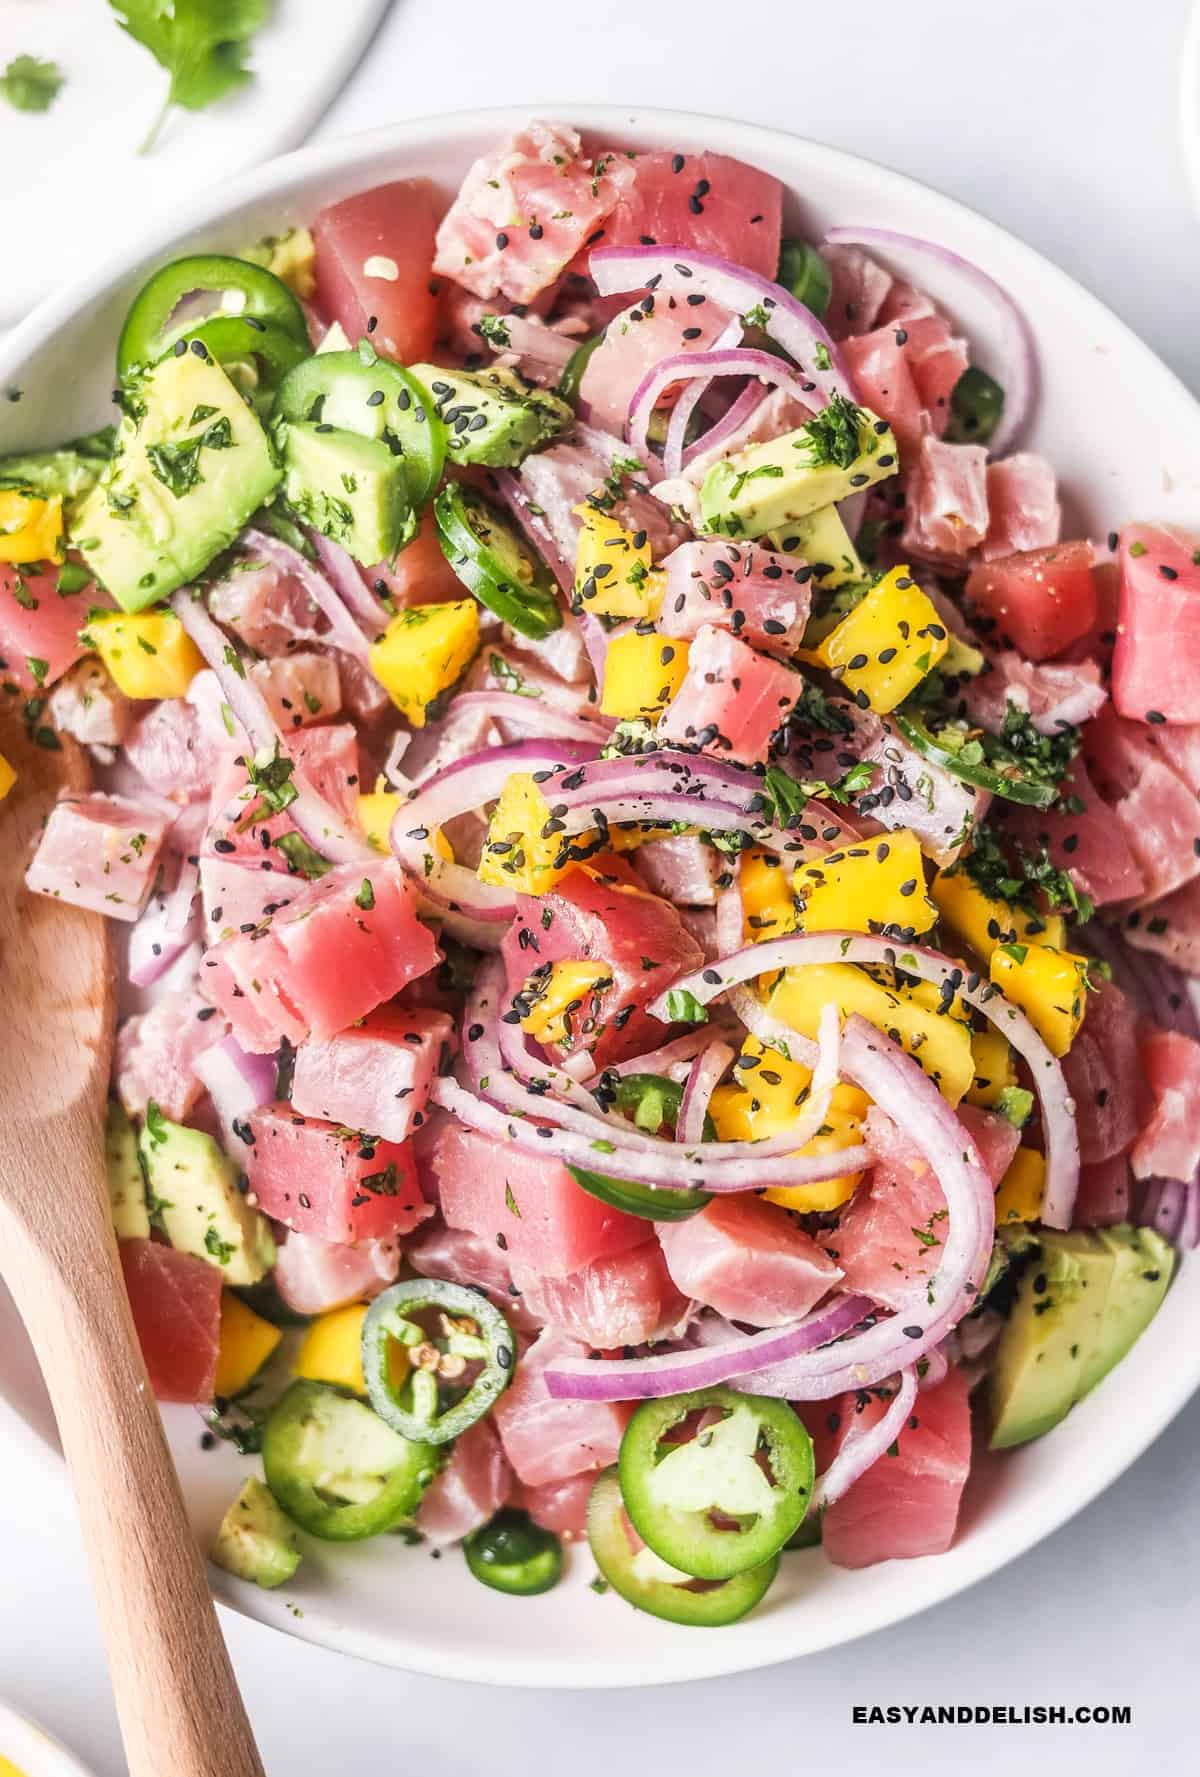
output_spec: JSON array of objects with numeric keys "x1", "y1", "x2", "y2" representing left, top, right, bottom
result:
[
  {"x1": 26, "y1": 792, "x2": 172, "y2": 921},
  {"x1": 512, "y1": 1242, "x2": 688, "y2": 1348},
  {"x1": 208, "y1": 559, "x2": 322, "y2": 656},
  {"x1": 244, "y1": 1102, "x2": 431, "y2": 1244},
  {"x1": 200, "y1": 854, "x2": 301, "y2": 943},
  {"x1": 841, "y1": 328, "x2": 926, "y2": 458},
  {"x1": 124, "y1": 683, "x2": 234, "y2": 802},
  {"x1": 581, "y1": 148, "x2": 782, "y2": 280},
  {"x1": 116, "y1": 985, "x2": 229, "y2": 1122},
  {"x1": 965, "y1": 539, "x2": 1096, "y2": 660},
  {"x1": 314, "y1": 178, "x2": 439, "y2": 364},
  {"x1": 249, "y1": 652, "x2": 341, "y2": 731},
  {"x1": 658, "y1": 1196, "x2": 842, "y2": 1327},
  {"x1": 820, "y1": 1367, "x2": 972, "y2": 1568},
  {"x1": 434, "y1": 1121, "x2": 645, "y2": 1278},
  {"x1": 416, "y1": 1418, "x2": 514, "y2": 1546},
  {"x1": 978, "y1": 453, "x2": 1061, "y2": 561},
  {"x1": 290, "y1": 1006, "x2": 455, "y2": 1142},
  {"x1": 657, "y1": 624, "x2": 800, "y2": 766},
  {"x1": 119, "y1": 1238, "x2": 221, "y2": 1404},
  {"x1": 434, "y1": 123, "x2": 634, "y2": 304},
  {"x1": 503, "y1": 863, "x2": 703, "y2": 1072},
  {"x1": 1123, "y1": 877, "x2": 1200, "y2": 973},
  {"x1": 47, "y1": 658, "x2": 135, "y2": 749},
  {"x1": 830, "y1": 1106, "x2": 1016, "y2": 1311},
  {"x1": 843, "y1": 308, "x2": 966, "y2": 453},
  {"x1": 902, "y1": 437, "x2": 989, "y2": 561},
  {"x1": 515, "y1": 1472, "x2": 594, "y2": 1540},
  {"x1": 961, "y1": 653, "x2": 1106, "y2": 738},
  {"x1": 821, "y1": 245, "x2": 894, "y2": 340},
  {"x1": 1081, "y1": 707, "x2": 1200, "y2": 905},
  {"x1": 0, "y1": 561, "x2": 101, "y2": 692},
  {"x1": 203, "y1": 861, "x2": 439, "y2": 1052},
  {"x1": 635, "y1": 834, "x2": 724, "y2": 907},
  {"x1": 406, "y1": 1219, "x2": 539, "y2": 1333},
  {"x1": 1113, "y1": 523, "x2": 1200, "y2": 724},
  {"x1": 492, "y1": 1328, "x2": 629, "y2": 1486},
  {"x1": 579, "y1": 291, "x2": 736, "y2": 437},
  {"x1": 1002, "y1": 758, "x2": 1143, "y2": 909},
  {"x1": 1062, "y1": 980, "x2": 1141, "y2": 1164},
  {"x1": 846, "y1": 706, "x2": 987, "y2": 867},
  {"x1": 272, "y1": 1230, "x2": 401, "y2": 1315},
  {"x1": 368, "y1": 510, "x2": 469, "y2": 610},
  {"x1": 204, "y1": 723, "x2": 360, "y2": 866},
  {"x1": 1074, "y1": 1155, "x2": 1134, "y2": 1228},
  {"x1": 1130, "y1": 1028, "x2": 1200, "y2": 1182},
  {"x1": 656, "y1": 539, "x2": 812, "y2": 655}
]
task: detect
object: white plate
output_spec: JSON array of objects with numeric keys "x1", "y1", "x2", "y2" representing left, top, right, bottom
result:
[
  {"x1": 2, "y1": 104, "x2": 1200, "y2": 1688},
  {"x1": 0, "y1": 0, "x2": 392, "y2": 324},
  {"x1": 1179, "y1": 1, "x2": 1200, "y2": 213},
  {"x1": 0, "y1": 1699, "x2": 94, "y2": 1777}
]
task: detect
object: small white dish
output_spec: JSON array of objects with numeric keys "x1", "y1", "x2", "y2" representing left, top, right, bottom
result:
[
  {"x1": 0, "y1": 1700, "x2": 95, "y2": 1777},
  {"x1": 1, "y1": 103, "x2": 1199, "y2": 1689},
  {"x1": 0, "y1": 0, "x2": 392, "y2": 324}
]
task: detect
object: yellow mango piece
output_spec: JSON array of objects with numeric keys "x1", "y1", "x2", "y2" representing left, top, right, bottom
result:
[
  {"x1": 88, "y1": 609, "x2": 204, "y2": 699},
  {"x1": 740, "y1": 846, "x2": 796, "y2": 942},
  {"x1": 0, "y1": 490, "x2": 64, "y2": 564},
  {"x1": 932, "y1": 867, "x2": 1065, "y2": 964},
  {"x1": 0, "y1": 752, "x2": 14, "y2": 802},
  {"x1": 267, "y1": 227, "x2": 316, "y2": 299},
  {"x1": 519, "y1": 959, "x2": 613, "y2": 1046},
  {"x1": 294, "y1": 1303, "x2": 371, "y2": 1396},
  {"x1": 214, "y1": 1294, "x2": 282, "y2": 1399},
  {"x1": 600, "y1": 628, "x2": 690, "y2": 719},
  {"x1": 966, "y1": 1025, "x2": 1018, "y2": 1108},
  {"x1": 795, "y1": 828, "x2": 936, "y2": 936},
  {"x1": 359, "y1": 789, "x2": 454, "y2": 862},
  {"x1": 994, "y1": 1147, "x2": 1046, "y2": 1225},
  {"x1": 478, "y1": 770, "x2": 590, "y2": 894},
  {"x1": 368, "y1": 599, "x2": 480, "y2": 727},
  {"x1": 709, "y1": 1041, "x2": 869, "y2": 1212},
  {"x1": 573, "y1": 505, "x2": 663, "y2": 619},
  {"x1": 766, "y1": 961, "x2": 974, "y2": 1103},
  {"x1": 816, "y1": 565, "x2": 948, "y2": 713},
  {"x1": 990, "y1": 942, "x2": 1091, "y2": 1058}
]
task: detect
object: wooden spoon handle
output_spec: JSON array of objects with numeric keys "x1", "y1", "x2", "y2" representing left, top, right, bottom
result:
[{"x1": 10, "y1": 1216, "x2": 264, "y2": 1777}]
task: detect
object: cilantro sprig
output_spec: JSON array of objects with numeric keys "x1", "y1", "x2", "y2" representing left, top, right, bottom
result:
[
  {"x1": 108, "y1": 0, "x2": 271, "y2": 154},
  {"x1": 0, "y1": 55, "x2": 64, "y2": 114}
]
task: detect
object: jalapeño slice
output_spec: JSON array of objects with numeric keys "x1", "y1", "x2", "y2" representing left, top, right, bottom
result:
[
  {"x1": 261, "y1": 1380, "x2": 436, "y2": 1542},
  {"x1": 118, "y1": 254, "x2": 309, "y2": 376},
  {"x1": 274, "y1": 351, "x2": 446, "y2": 507},
  {"x1": 893, "y1": 711, "x2": 1064, "y2": 809},
  {"x1": 463, "y1": 1510, "x2": 564, "y2": 1596},
  {"x1": 361, "y1": 1278, "x2": 516, "y2": 1447},
  {"x1": 434, "y1": 481, "x2": 562, "y2": 639},
  {"x1": 568, "y1": 1073, "x2": 714, "y2": 1223}
]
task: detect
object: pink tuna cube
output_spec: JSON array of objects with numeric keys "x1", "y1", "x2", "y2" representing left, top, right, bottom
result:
[
  {"x1": 434, "y1": 1121, "x2": 645, "y2": 1279},
  {"x1": 200, "y1": 853, "x2": 301, "y2": 943},
  {"x1": 115, "y1": 986, "x2": 230, "y2": 1122},
  {"x1": 416, "y1": 1418, "x2": 514, "y2": 1546},
  {"x1": 0, "y1": 561, "x2": 105, "y2": 693},
  {"x1": 657, "y1": 539, "x2": 813, "y2": 657},
  {"x1": 272, "y1": 1229, "x2": 401, "y2": 1315},
  {"x1": 657, "y1": 625, "x2": 800, "y2": 766},
  {"x1": 244, "y1": 1102, "x2": 432, "y2": 1244},
  {"x1": 290, "y1": 1006, "x2": 455, "y2": 1142},
  {"x1": 248, "y1": 651, "x2": 341, "y2": 732},
  {"x1": 512, "y1": 1242, "x2": 687, "y2": 1349},
  {"x1": 492, "y1": 1328, "x2": 630, "y2": 1487},
  {"x1": 657, "y1": 1195, "x2": 842, "y2": 1327},
  {"x1": 902, "y1": 434, "x2": 989, "y2": 561},
  {"x1": 26, "y1": 792, "x2": 173, "y2": 922}
]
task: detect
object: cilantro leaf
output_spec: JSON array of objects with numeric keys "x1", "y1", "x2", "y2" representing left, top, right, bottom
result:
[
  {"x1": 0, "y1": 55, "x2": 64, "y2": 114},
  {"x1": 800, "y1": 394, "x2": 865, "y2": 470},
  {"x1": 108, "y1": 0, "x2": 271, "y2": 153}
]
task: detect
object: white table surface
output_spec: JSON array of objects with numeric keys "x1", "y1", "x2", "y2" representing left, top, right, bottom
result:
[{"x1": 3, "y1": 0, "x2": 1199, "y2": 1770}]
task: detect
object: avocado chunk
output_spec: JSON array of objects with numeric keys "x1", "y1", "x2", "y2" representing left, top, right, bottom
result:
[
  {"x1": 105, "y1": 1100, "x2": 149, "y2": 1241},
  {"x1": 700, "y1": 397, "x2": 898, "y2": 538},
  {"x1": 211, "y1": 1477, "x2": 302, "y2": 1590},
  {"x1": 768, "y1": 501, "x2": 866, "y2": 588},
  {"x1": 139, "y1": 1114, "x2": 275, "y2": 1287},
  {"x1": 279, "y1": 419, "x2": 414, "y2": 566},
  {"x1": 1078, "y1": 1225, "x2": 1175, "y2": 1398},
  {"x1": 0, "y1": 426, "x2": 116, "y2": 506},
  {"x1": 412, "y1": 363, "x2": 572, "y2": 468},
  {"x1": 989, "y1": 1224, "x2": 1175, "y2": 1449},
  {"x1": 71, "y1": 349, "x2": 280, "y2": 612}
]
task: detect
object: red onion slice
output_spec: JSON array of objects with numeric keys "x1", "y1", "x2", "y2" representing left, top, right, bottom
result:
[
  {"x1": 635, "y1": 315, "x2": 743, "y2": 475},
  {"x1": 823, "y1": 226, "x2": 1038, "y2": 456},
  {"x1": 628, "y1": 347, "x2": 821, "y2": 476},
  {"x1": 652, "y1": 928, "x2": 1079, "y2": 1229},
  {"x1": 680, "y1": 380, "x2": 768, "y2": 471},
  {"x1": 590, "y1": 245, "x2": 855, "y2": 405},
  {"x1": 612, "y1": 1028, "x2": 720, "y2": 1081},
  {"x1": 170, "y1": 589, "x2": 374, "y2": 868},
  {"x1": 194, "y1": 1035, "x2": 277, "y2": 1153},
  {"x1": 243, "y1": 529, "x2": 374, "y2": 663},
  {"x1": 812, "y1": 1366, "x2": 918, "y2": 1510},
  {"x1": 543, "y1": 1291, "x2": 875, "y2": 1402},
  {"x1": 446, "y1": 690, "x2": 611, "y2": 745},
  {"x1": 308, "y1": 532, "x2": 392, "y2": 637},
  {"x1": 676, "y1": 1039, "x2": 735, "y2": 1146}
]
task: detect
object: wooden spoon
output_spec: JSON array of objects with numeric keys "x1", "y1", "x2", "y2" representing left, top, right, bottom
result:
[{"x1": 0, "y1": 705, "x2": 264, "y2": 1777}]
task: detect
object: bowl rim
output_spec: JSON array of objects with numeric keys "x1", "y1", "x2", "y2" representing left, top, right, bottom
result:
[{"x1": 2, "y1": 101, "x2": 1199, "y2": 1688}]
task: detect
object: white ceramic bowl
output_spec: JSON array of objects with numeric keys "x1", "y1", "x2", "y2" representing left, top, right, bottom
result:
[
  {"x1": 0, "y1": 1700, "x2": 95, "y2": 1777},
  {"x1": 2, "y1": 105, "x2": 1200, "y2": 1689},
  {"x1": 1179, "y1": 0, "x2": 1200, "y2": 213}
]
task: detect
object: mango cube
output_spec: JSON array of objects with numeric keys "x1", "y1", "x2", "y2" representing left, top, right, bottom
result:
[
  {"x1": 574, "y1": 505, "x2": 663, "y2": 619},
  {"x1": 88, "y1": 609, "x2": 204, "y2": 699},
  {"x1": 213, "y1": 1294, "x2": 282, "y2": 1398},
  {"x1": 990, "y1": 942, "x2": 1091, "y2": 1057},
  {"x1": 368, "y1": 599, "x2": 479, "y2": 726},
  {"x1": 478, "y1": 770, "x2": 593, "y2": 894},
  {"x1": 932, "y1": 867, "x2": 1065, "y2": 963},
  {"x1": 0, "y1": 490, "x2": 64, "y2": 564},
  {"x1": 294, "y1": 1303, "x2": 372, "y2": 1395},
  {"x1": 816, "y1": 565, "x2": 948, "y2": 713},
  {"x1": 740, "y1": 846, "x2": 796, "y2": 942},
  {"x1": 600, "y1": 628, "x2": 690, "y2": 719},
  {"x1": 709, "y1": 1040, "x2": 868, "y2": 1212},
  {"x1": 994, "y1": 1147, "x2": 1046, "y2": 1225},
  {"x1": 519, "y1": 959, "x2": 614, "y2": 1046},
  {"x1": 0, "y1": 752, "x2": 14, "y2": 802},
  {"x1": 796, "y1": 828, "x2": 936, "y2": 935},
  {"x1": 966, "y1": 1025, "x2": 1018, "y2": 1108}
]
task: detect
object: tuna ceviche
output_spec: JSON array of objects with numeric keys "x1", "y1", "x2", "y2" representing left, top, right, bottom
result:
[{"x1": 3, "y1": 121, "x2": 1196, "y2": 1624}]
